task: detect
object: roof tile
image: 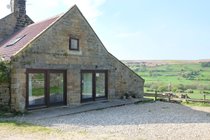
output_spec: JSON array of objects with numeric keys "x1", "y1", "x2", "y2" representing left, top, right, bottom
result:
[{"x1": 0, "y1": 16, "x2": 60, "y2": 60}]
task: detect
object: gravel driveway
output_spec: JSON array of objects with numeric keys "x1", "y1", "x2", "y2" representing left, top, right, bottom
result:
[
  {"x1": 14, "y1": 101, "x2": 209, "y2": 140},
  {"x1": 2, "y1": 101, "x2": 210, "y2": 140}
]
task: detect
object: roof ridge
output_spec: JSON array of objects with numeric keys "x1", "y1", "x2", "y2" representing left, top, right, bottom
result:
[
  {"x1": 28, "y1": 13, "x2": 63, "y2": 27},
  {"x1": 0, "y1": 5, "x2": 77, "y2": 61},
  {"x1": 12, "y1": 5, "x2": 77, "y2": 58}
]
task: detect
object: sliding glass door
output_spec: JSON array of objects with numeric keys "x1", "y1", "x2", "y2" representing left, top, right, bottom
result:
[
  {"x1": 27, "y1": 69, "x2": 66, "y2": 109},
  {"x1": 81, "y1": 70, "x2": 108, "y2": 102}
]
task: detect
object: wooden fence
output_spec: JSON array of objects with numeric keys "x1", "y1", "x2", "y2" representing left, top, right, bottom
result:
[{"x1": 144, "y1": 91, "x2": 210, "y2": 103}]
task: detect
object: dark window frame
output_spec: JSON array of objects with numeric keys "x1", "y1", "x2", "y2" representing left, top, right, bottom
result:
[
  {"x1": 69, "y1": 37, "x2": 79, "y2": 51},
  {"x1": 26, "y1": 69, "x2": 67, "y2": 110},
  {"x1": 80, "y1": 70, "x2": 108, "y2": 103}
]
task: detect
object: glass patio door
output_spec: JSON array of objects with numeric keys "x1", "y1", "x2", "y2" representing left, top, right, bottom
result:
[
  {"x1": 49, "y1": 72, "x2": 65, "y2": 105},
  {"x1": 28, "y1": 72, "x2": 46, "y2": 107},
  {"x1": 81, "y1": 70, "x2": 107, "y2": 102},
  {"x1": 95, "y1": 72, "x2": 106, "y2": 98},
  {"x1": 81, "y1": 73, "x2": 93, "y2": 100},
  {"x1": 27, "y1": 69, "x2": 66, "y2": 109}
]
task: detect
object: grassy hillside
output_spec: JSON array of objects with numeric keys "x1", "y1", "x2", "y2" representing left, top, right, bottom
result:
[{"x1": 125, "y1": 60, "x2": 210, "y2": 99}]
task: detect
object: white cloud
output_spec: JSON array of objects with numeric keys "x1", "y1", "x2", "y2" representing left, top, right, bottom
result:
[{"x1": 0, "y1": 0, "x2": 11, "y2": 19}]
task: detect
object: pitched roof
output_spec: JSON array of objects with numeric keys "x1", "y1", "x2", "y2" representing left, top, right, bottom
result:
[{"x1": 0, "y1": 15, "x2": 60, "y2": 61}]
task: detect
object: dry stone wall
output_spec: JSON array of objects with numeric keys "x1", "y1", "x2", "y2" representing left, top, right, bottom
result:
[{"x1": 0, "y1": 83, "x2": 10, "y2": 107}]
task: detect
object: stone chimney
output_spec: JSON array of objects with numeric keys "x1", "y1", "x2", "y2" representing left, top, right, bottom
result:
[
  {"x1": 10, "y1": 0, "x2": 26, "y2": 15},
  {"x1": 10, "y1": 0, "x2": 33, "y2": 31},
  {"x1": 0, "y1": 0, "x2": 33, "y2": 43}
]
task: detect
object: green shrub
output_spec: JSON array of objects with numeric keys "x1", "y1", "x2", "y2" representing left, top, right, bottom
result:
[
  {"x1": 144, "y1": 83, "x2": 151, "y2": 88},
  {"x1": 0, "y1": 60, "x2": 10, "y2": 83},
  {"x1": 150, "y1": 83, "x2": 159, "y2": 90},
  {"x1": 203, "y1": 91, "x2": 210, "y2": 94},
  {"x1": 172, "y1": 87, "x2": 178, "y2": 92},
  {"x1": 185, "y1": 89, "x2": 194, "y2": 93},
  {"x1": 146, "y1": 89, "x2": 155, "y2": 92},
  {"x1": 185, "y1": 84, "x2": 197, "y2": 90},
  {"x1": 177, "y1": 84, "x2": 186, "y2": 91},
  {"x1": 158, "y1": 85, "x2": 168, "y2": 92},
  {"x1": 201, "y1": 62, "x2": 210, "y2": 67}
]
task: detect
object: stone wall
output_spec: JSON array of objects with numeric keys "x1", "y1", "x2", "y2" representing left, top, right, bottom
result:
[
  {"x1": 10, "y1": 6, "x2": 144, "y2": 112},
  {"x1": 0, "y1": 13, "x2": 33, "y2": 43},
  {"x1": 0, "y1": 13, "x2": 17, "y2": 43},
  {"x1": 10, "y1": 68, "x2": 26, "y2": 111},
  {"x1": 0, "y1": 83, "x2": 10, "y2": 107},
  {"x1": 113, "y1": 58, "x2": 144, "y2": 98},
  {"x1": 14, "y1": 0, "x2": 34, "y2": 31}
]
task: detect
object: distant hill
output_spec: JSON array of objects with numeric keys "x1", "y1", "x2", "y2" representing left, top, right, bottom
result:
[
  {"x1": 122, "y1": 59, "x2": 210, "y2": 67},
  {"x1": 123, "y1": 59, "x2": 210, "y2": 99}
]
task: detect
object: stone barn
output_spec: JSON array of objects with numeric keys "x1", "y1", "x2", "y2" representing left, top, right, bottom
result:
[{"x1": 0, "y1": 0, "x2": 144, "y2": 112}]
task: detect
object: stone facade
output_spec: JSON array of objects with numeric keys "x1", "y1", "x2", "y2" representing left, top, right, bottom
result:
[
  {"x1": 0, "y1": 2, "x2": 144, "y2": 112},
  {"x1": 0, "y1": 83, "x2": 10, "y2": 107},
  {"x1": 10, "y1": 68, "x2": 26, "y2": 111},
  {"x1": 0, "y1": 14, "x2": 17, "y2": 43},
  {"x1": 9, "y1": 6, "x2": 144, "y2": 112}
]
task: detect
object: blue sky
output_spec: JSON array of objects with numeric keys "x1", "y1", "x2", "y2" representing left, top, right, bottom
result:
[{"x1": 0, "y1": 0, "x2": 210, "y2": 60}]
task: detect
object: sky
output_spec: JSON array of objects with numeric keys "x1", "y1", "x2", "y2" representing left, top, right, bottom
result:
[{"x1": 0, "y1": 0, "x2": 210, "y2": 60}]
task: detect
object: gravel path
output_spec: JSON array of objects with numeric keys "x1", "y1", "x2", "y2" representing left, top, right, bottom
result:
[{"x1": 2, "y1": 101, "x2": 210, "y2": 140}]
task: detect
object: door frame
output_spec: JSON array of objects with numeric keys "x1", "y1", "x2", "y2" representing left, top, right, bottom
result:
[
  {"x1": 26, "y1": 69, "x2": 67, "y2": 110},
  {"x1": 80, "y1": 70, "x2": 108, "y2": 103}
]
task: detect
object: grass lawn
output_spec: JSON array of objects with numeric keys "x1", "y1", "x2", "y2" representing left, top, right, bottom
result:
[
  {"x1": 0, "y1": 120, "x2": 58, "y2": 139},
  {"x1": 0, "y1": 120, "x2": 52, "y2": 133},
  {"x1": 181, "y1": 101, "x2": 210, "y2": 107},
  {"x1": 129, "y1": 63, "x2": 210, "y2": 100},
  {"x1": 0, "y1": 120, "x2": 88, "y2": 140},
  {"x1": 0, "y1": 120, "x2": 114, "y2": 140}
]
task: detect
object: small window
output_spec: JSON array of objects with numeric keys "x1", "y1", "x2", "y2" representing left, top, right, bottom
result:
[{"x1": 69, "y1": 37, "x2": 79, "y2": 50}]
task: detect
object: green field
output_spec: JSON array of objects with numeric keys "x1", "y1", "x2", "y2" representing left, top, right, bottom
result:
[{"x1": 128, "y1": 61, "x2": 210, "y2": 100}]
